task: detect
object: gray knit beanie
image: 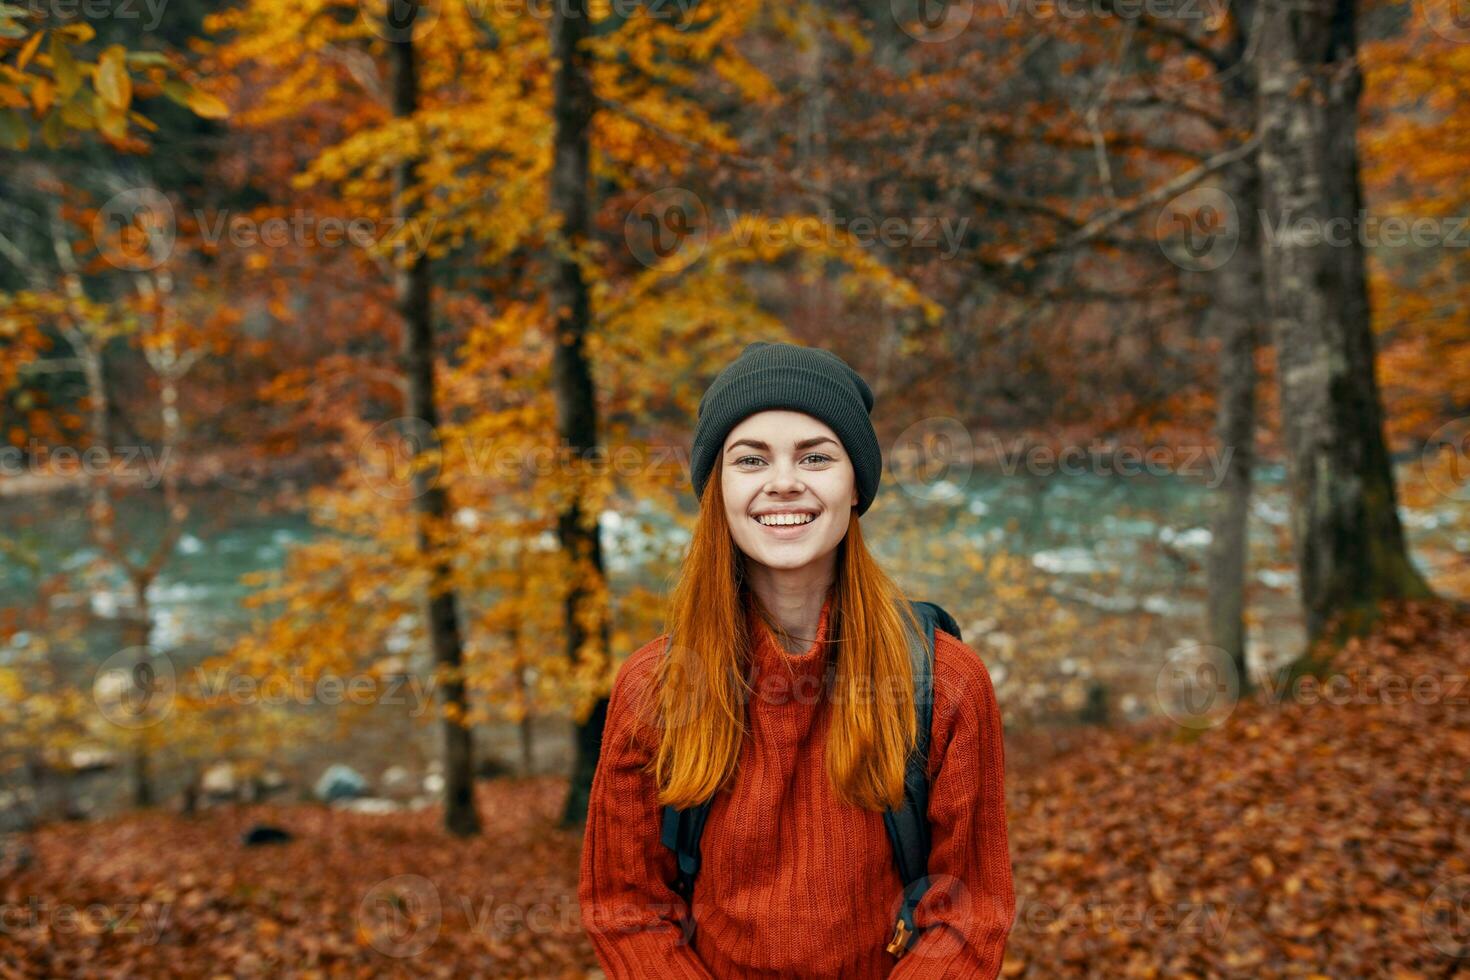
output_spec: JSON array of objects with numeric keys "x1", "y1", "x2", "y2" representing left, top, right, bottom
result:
[{"x1": 690, "y1": 341, "x2": 882, "y2": 515}]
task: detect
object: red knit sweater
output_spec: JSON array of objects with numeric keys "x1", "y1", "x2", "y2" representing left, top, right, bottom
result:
[{"x1": 578, "y1": 594, "x2": 1015, "y2": 978}]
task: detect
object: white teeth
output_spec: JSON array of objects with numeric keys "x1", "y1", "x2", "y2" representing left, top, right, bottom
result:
[{"x1": 756, "y1": 513, "x2": 815, "y2": 526}]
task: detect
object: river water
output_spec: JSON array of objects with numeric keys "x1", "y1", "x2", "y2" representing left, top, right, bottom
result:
[{"x1": 2, "y1": 462, "x2": 1464, "y2": 733}]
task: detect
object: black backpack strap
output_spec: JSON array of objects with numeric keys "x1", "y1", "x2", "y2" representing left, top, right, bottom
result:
[
  {"x1": 661, "y1": 798, "x2": 711, "y2": 944},
  {"x1": 883, "y1": 599, "x2": 961, "y2": 958},
  {"x1": 918, "y1": 600, "x2": 962, "y2": 645}
]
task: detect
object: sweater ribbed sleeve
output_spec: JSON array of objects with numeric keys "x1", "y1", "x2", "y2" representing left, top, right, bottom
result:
[
  {"x1": 578, "y1": 639, "x2": 715, "y2": 980},
  {"x1": 889, "y1": 629, "x2": 1016, "y2": 979}
]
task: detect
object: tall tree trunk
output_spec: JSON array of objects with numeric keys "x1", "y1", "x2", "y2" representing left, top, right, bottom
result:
[
  {"x1": 125, "y1": 603, "x2": 154, "y2": 807},
  {"x1": 1205, "y1": 21, "x2": 1264, "y2": 691},
  {"x1": 517, "y1": 664, "x2": 535, "y2": 778},
  {"x1": 1251, "y1": 0, "x2": 1432, "y2": 652},
  {"x1": 512, "y1": 548, "x2": 536, "y2": 778},
  {"x1": 549, "y1": 0, "x2": 611, "y2": 829},
  {"x1": 1204, "y1": 167, "x2": 1261, "y2": 691},
  {"x1": 388, "y1": 3, "x2": 480, "y2": 837},
  {"x1": 131, "y1": 737, "x2": 153, "y2": 808}
]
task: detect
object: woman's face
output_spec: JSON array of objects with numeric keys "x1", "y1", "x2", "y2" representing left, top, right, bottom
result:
[{"x1": 721, "y1": 410, "x2": 857, "y2": 575}]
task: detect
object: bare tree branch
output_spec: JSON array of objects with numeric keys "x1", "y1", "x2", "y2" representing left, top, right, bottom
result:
[{"x1": 1006, "y1": 130, "x2": 1261, "y2": 268}]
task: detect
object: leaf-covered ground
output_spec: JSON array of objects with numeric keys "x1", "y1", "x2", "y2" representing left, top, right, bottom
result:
[
  {"x1": 1002, "y1": 599, "x2": 1470, "y2": 978},
  {"x1": 2, "y1": 600, "x2": 1466, "y2": 978},
  {"x1": 0, "y1": 779, "x2": 591, "y2": 978}
]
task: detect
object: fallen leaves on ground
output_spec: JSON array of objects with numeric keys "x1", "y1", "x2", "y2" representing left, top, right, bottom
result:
[
  {"x1": 2, "y1": 600, "x2": 1467, "y2": 978},
  {"x1": 1002, "y1": 600, "x2": 1470, "y2": 978},
  {"x1": 0, "y1": 778, "x2": 591, "y2": 978}
]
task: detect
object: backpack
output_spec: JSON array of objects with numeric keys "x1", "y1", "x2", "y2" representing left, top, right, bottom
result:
[{"x1": 658, "y1": 599, "x2": 963, "y2": 959}]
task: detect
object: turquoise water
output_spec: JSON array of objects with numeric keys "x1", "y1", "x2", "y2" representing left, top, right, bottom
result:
[
  {"x1": 0, "y1": 488, "x2": 316, "y2": 660},
  {"x1": 1, "y1": 464, "x2": 1463, "y2": 722}
]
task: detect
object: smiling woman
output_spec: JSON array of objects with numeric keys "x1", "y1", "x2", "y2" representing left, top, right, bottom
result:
[
  {"x1": 578, "y1": 341, "x2": 1015, "y2": 979},
  {"x1": 722, "y1": 414, "x2": 857, "y2": 595}
]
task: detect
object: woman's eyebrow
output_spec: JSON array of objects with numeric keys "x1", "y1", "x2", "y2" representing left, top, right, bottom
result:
[{"x1": 726, "y1": 436, "x2": 840, "y2": 454}]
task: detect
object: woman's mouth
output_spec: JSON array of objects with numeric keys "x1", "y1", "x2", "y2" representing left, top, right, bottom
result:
[{"x1": 752, "y1": 512, "x2": 818, "y2": 537}]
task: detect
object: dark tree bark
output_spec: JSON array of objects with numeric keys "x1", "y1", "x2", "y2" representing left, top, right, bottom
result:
[
  {"x1": 1205, "y1": 14, "x2": 1264, "y2": 691},
  {"x1": 1204, "y1": 165, "x2": 1262, "y2": 690},
  {"x1": 124, "y1": 611, "x2": 155, "y2": 808},
  {"x1": 1251, "y1": 0, "x2": 1433, "y2": 652},
  {"x1": 388, "y1": 2, "x2": 480, "y2": 838},
  {"x1": 549, "y1": 0, "x2": 612, "y2": 830}
]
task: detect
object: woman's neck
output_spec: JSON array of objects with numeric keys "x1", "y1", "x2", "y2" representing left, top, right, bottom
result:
[{"x1": 746, "y1": 562, "x2": 836, "y2": 654}]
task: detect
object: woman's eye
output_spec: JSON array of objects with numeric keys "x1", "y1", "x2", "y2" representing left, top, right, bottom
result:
[{"x1": 732, "y1": 453, "x2": 832, "y2": 467}]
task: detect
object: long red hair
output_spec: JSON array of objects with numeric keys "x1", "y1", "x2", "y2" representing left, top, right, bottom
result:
[{"x1": 632, "y1": 461, "x2": 922, "y2": 812}]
